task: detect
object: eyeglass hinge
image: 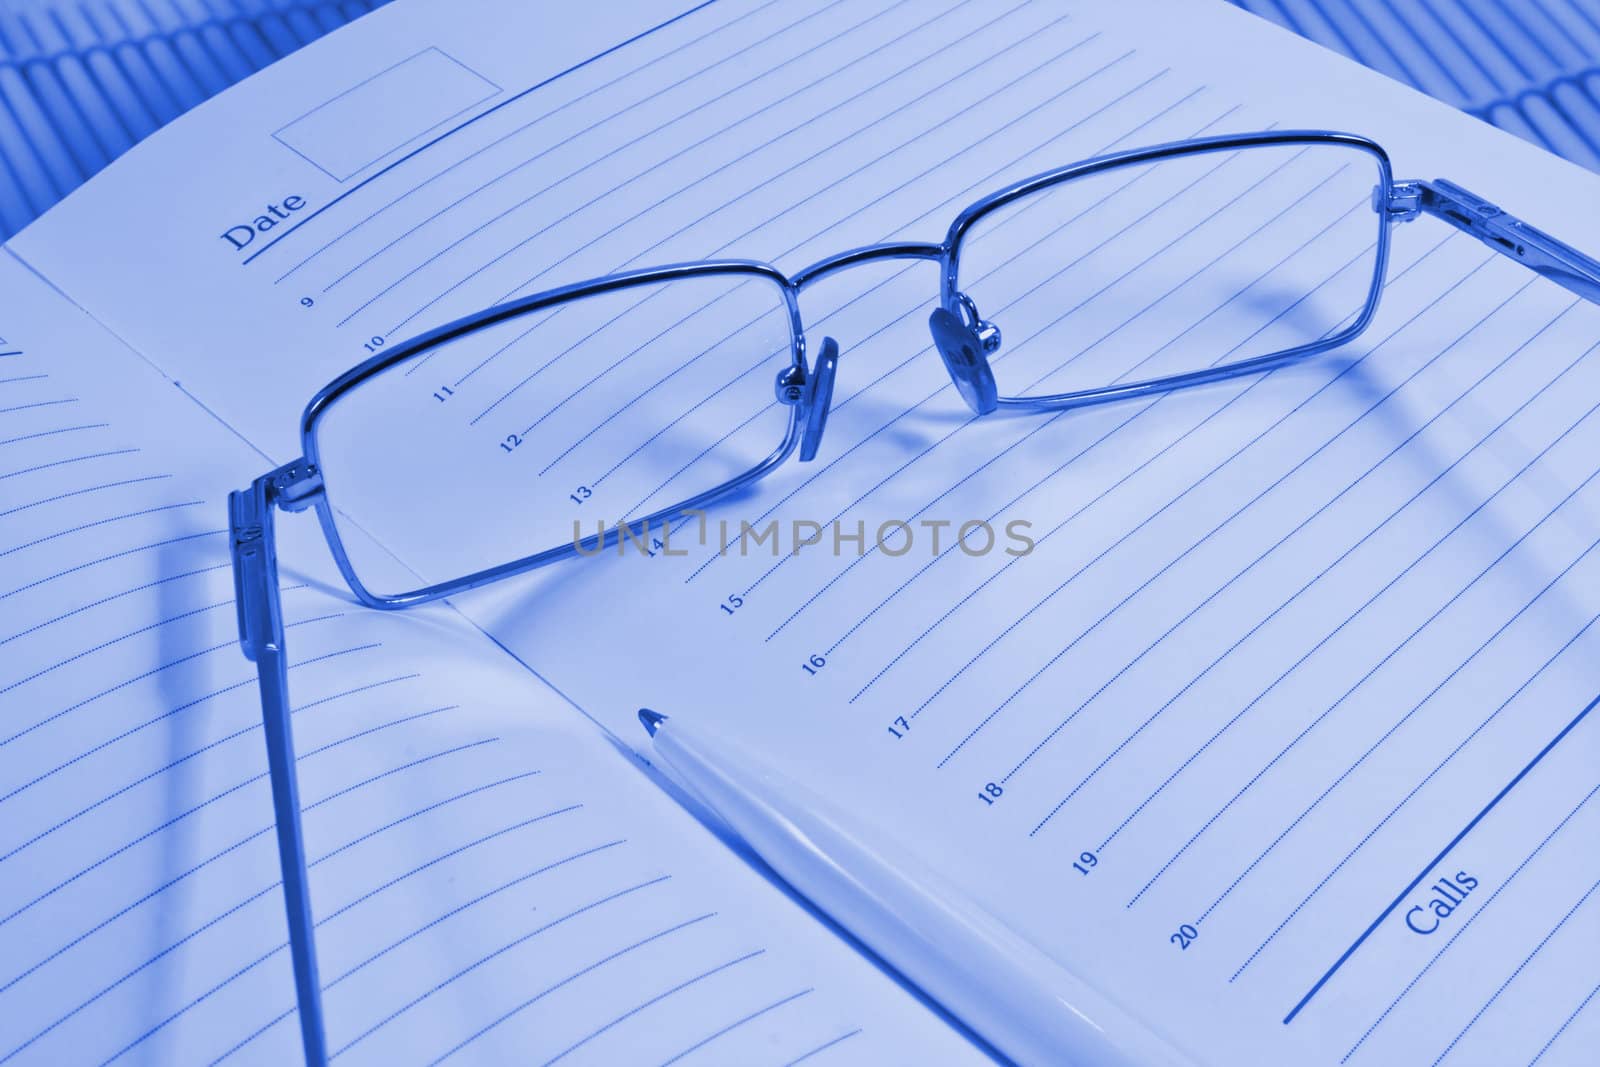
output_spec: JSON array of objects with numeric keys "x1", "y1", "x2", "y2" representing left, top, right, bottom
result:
[
  {"x1": 1380, "y1": 181, "x2": 1424, "y2": 223},
  {"x1": 267, "y1": 457, "x2": 324, "y2": 511}
]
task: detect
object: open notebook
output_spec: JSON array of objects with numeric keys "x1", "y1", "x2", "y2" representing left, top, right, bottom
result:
[{"x1": 3, "y1": 0, "x2": 1599, "y2": 1063}]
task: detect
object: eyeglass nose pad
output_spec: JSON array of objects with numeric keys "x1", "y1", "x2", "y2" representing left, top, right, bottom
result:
[
  {"x1": 799, "y1": 335, "x2": 839, "y2": 462},
  {"x1": 929, "y1": 307, "x2": 998, "y2": 415}
]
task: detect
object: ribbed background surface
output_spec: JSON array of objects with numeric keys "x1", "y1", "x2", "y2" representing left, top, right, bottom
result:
[
  {"x1": 0, "y1": 1, "x2": 1594, "y2": 242},
  {"x1": 0, "y1": 0, "x2": 389, "y2": 240},
  {"x1": 1232, "y1": 0, "x2": 1600, "y2": 168}
]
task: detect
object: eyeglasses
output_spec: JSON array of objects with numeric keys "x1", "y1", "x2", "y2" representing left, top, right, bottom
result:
[{"x1": 227, "y1": 129, "x2": 1600, "y2": 1065}]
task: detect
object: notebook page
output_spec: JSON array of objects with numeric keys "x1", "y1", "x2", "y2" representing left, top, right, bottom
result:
[
  {"x1": 0, "y1": 252, "x2": 987, "y2": 1064},
  {"x1": 12, "y1": 0, "x2": 1600, "y2": 1063}
]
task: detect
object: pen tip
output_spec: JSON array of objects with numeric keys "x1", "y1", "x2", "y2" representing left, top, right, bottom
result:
[{"x1": 638, "y1": 708, "x2": 667, "y2": 736}]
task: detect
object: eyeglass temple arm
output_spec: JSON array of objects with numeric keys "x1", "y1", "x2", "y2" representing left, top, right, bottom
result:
[
  {"x1": 1388, "y1": 178, "x2": 1600, "y2": 305},
  {"x1": 229, "y1": 463, "x2": 328, "y2": 1067}
]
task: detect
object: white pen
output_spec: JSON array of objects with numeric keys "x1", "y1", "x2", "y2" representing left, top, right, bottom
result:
[{"x1": 637, "y1": 710, "x2": 1195, "y2": 1067}]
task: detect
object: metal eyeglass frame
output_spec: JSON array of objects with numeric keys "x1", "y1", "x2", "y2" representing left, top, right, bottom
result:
[{"x1": 226, "y1": 129, "x2": 1600, "y2": 1065}]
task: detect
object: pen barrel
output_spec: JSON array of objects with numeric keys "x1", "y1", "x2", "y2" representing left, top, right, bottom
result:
[{"x1": 652, "y1": 726, "x2": 1194, "y2": 1067}]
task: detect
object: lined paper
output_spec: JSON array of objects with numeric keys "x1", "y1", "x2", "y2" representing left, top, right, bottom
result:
[
  {"x1": 10, "y1": 0, "x2": 1600, "y2": 1063},
  {"x1": 0, "y1": 251, "x2": 982, "y2": 1064}
]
